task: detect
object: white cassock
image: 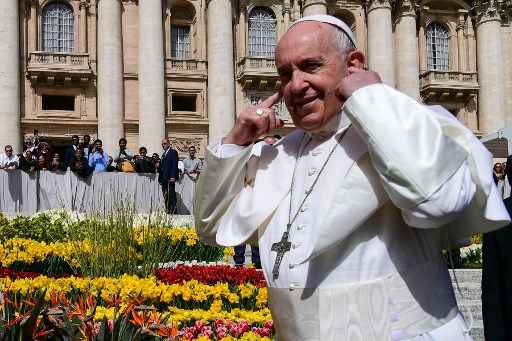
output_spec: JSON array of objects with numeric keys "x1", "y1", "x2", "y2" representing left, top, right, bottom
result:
[{"x1": 194, "y1": 84, "x2": 510, "y2": 340}]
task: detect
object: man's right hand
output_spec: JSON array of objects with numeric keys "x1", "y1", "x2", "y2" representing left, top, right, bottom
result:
[{"x1": 223, "y1": 93, "x2": 284, "y2": 146}]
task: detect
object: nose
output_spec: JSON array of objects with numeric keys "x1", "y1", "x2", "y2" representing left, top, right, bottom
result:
[{"x1": 290, "y1": 70, "x2": 308, "y2": 95}]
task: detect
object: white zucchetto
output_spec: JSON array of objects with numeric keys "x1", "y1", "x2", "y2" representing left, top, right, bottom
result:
[{"x1": 290, "y1": 14, "x2": 356, "y2": 47}]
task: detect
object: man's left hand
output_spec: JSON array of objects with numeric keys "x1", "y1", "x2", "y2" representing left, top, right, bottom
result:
[{"x1": 336, "y1": 68, "x2": 381, "y2": 102}]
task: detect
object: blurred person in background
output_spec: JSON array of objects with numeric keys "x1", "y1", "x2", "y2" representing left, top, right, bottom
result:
[
  {"x1": 70, "y1": 148, "x2": 91, "y2": 178},
  {"x1": 37, "y1": 155, "x2": 49, "y2": 171},
  {"x1": 64, "y1": 135, "x2": 80, "y2": 169},
  {"x1": 183, "y1": 146, "x2": 203, "y2": 182},
  {"x1": 88, "y1": 139, "x2": 109, "y2": 173},
  {"x1": 0, "y1": 145, "x2": 19, "y2": 170},
  {"x1": 18, "y1": 149, "x2": 37, "y2": 173},
  {"x1": 134, "y1": 146, "x2": 156, "y2": 173},
  {"x1": 152, "y1": 153, "x2": 161, "y2": 171},
  {"x1": 50, "y1": 153, "x2": 65, "y2": 172},
  {"x1": 82, "y1": 134, "x2": 92, "y2": 159},
  {"x1": 113, "y1": 138, "x2": 134, "y2": 172}
]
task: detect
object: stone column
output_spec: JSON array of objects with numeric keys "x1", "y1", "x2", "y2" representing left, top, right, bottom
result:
[
  {"x1": 502, "y1": 24, "x2": 512, "y2": 127},
  {"x1": 394, "y1": 0, "x2": 420, "y2": 99},
  {"x1": 97, "y1": 0, "x2": 124, "y2": 154},
  {"x1": 79, "y1": 1, "x2": 88, "y2": 53},
  {"x1": 239, "y1": 0, "x2": 247, "y2": 59},
  {"x1": 366, "y1": 0, "x2": 395, "y2": 86},
  {"x1": 283, "y1": 0, "x2": 291, "y2": 30},
  {"x1": 207, "y1": 0, "x2": 236, "y2": 142},
  {"x1": 466, "y1": 18, "x2": 477, "y2": 72},
  {"x1": 302, "y1": 0, "x2": 327, "y2": 16},
  {"x1": 475, "y1": 0, "x2": 505, "y2": 133},
  {"x1": 138, "y1": 0, "x2": 166, "y2": 154},
  {"x1": 418, "y1": 23, "x2": 427, "y2": 73},
  {"x1": 0, "y1": 0, "x2": 20, "y2": 152},
  {"x1": 27, "y1": 0, "x2": 37, "y2": 53},
  {"x1": 457, "y1": 13, "x2": 467, "y2": 72}
]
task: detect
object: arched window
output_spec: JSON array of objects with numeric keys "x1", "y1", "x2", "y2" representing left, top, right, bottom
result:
[
  {"x1": 42, "y1": 2, "x2": 74, "y2": 53},
  {"x1": 170, "y1": 5, "x2": 195, "y2": 59},
  {"x1": 426, "y1": 22, "x2": 449, "y2": 71},
  {"x1": 248, "y1": 7, "x2": 277, "y2": 58}
]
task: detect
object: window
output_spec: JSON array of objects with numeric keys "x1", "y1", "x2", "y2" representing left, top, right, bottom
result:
[
  {"x1": 172, "y1": 94, "x2": 196, "y2": 112},
  {"x1": 42, "y1": 2, "x2": 74, "y2": 53},
  {"x1": 171, "y1": 25, "x2": 191, "y2": 59},
  {"x1": 42, "y1": 95, "x2": 75, "y2": 111},
  {"x1": 427, "y1": 22, "x2": 449, "y2": 71},
  {"x1": 248, "y1": 7, "x2": 277, "y2": 58}
]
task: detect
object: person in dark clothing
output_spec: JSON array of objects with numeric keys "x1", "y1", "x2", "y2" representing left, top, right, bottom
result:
[
  {"x1": 158, "y1": 138, "x2": 179, "y2": 214},
  {"x1": 64, "y1": 135, "x2": 80, "y2": 168},
  {"x1": 49, "y1": 153, "x2": 65, "y2": 172},
  {"x1": 234, "y1": 244, "x2": 261, "y2": 269},
  {"x1": 134, "y1": 147, "x2": 156, "y2": 173},
  {"x1": 82, "y1": 134, "x2": 92, "y2": 159},
  {"x1": 18, "y1": 150, "x2": 37, "y2": 173},
  {"x1": 36, "y1": 155, "x2": 50, "y2": 171},
  {"x1": 482, "y1": 196, "x2": 512, "y2": 340},
  {"x1": 70, "y1": 148, "x2": 91, "y2": 178},
  {"x1": 152, "y1": 153, "x2": 161, "y2": 170}
]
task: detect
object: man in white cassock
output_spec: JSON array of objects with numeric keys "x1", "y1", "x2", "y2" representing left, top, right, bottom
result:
[{"x1": 194, "y1": 15, "x2": 510, "y2": 340}]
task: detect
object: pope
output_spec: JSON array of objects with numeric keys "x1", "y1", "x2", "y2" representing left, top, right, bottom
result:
[{"x1": 194, "y1": 15, "x2": 510, "y2": 340}]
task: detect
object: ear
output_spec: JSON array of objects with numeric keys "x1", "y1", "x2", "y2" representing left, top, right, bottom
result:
[{"x1": 346, "y1": 50, "x2": 366, "y2": 69}]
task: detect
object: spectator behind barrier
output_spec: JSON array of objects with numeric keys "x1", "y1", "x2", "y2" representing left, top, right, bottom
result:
[
  {"x1": 64, "y1": 135, "x2": 80, "y2": 169},
  {"x1": 82, "y1": 134, "x2": 92, "y2": 159},
  {"x1": 134, "y1": 146, "x2": 156, "y2": 173},
  {"x1": 37, "y1": 155, "x2": 49, "y2": 171},
  {"x1": 152, "y1": 153, "x2": 161, "y2": 171},
  {"x1": 114, "y1": 137, "x2": 134, "y2": 172},
  {"x1": 0, "y1": 145, "x2": 19, "y2": 170},
  {"x1": 18, "y1": 150, "x2": 37, "y2": 173},
  {"x1": 50, "y1": 153, "x2": 65, "y2": 172},
  {"x1": 88, "y1": 139, "x2": 110, "y2": 173},
  {"x1": 70, "y1": 148, "x2": 91, "y2": 178}
]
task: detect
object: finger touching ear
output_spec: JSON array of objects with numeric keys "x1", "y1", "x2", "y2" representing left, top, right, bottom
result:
[{"x1": 347, "y1": 50, "x2": 366, "y2": 70}]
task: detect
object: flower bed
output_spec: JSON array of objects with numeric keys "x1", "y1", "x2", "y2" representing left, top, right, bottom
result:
[
  {"x1": 0, "y1": 211, "x2": 273, "y2": 340},
  {"x1": 156, "y1": 265, "x2": 266, "y2": 287}
]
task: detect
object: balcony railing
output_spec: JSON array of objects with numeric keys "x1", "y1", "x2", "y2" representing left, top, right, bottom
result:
[
  {"x1": 237, "y1": 57, "x2": 277, "y2": 79},
  {"x1": 27, "y1": 52, "x2": 92, "y2": 76},
  {"x1": 166, "y1": 59, "x2": 207, "y2": 78},
  {"x1": 420, "y1": 70, "x2": 478, "y2": 89}
]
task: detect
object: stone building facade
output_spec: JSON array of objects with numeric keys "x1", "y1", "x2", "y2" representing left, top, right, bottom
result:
[{"x1": 0, "y1": 0, "x2": 511, "y2": 158}]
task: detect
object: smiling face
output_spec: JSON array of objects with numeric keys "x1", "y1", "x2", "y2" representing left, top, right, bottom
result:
[{"x1": 276, "y1": 22, "x2": 348, "y2": 132}]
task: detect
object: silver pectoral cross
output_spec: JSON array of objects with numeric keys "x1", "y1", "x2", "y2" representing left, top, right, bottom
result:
[{"x1": 271, "y1": 226, "x2": 292, "y2": 281}]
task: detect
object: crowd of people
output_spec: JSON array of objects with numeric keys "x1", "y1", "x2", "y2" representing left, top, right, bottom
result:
[{"x1": 0, "y1": 132, "x2": 205, "y2": 181}]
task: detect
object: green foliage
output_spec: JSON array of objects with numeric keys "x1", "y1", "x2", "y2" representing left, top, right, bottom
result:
[{"x1": 0, "y1": 211, "x2": 73, "y2": 243}]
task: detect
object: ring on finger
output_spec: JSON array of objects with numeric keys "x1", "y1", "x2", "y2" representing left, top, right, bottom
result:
[{"x1": 256, "y1": 108, "x2": 264, "y2": 117}]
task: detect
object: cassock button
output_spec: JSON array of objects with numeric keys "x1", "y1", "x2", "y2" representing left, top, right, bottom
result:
[
  {"x1": 296, "y1": 225, "x2": 306, "y2": 231},
  {"x1": 308, "y1": 168, "x2": 317, "y2": 176},
  {"x1": 292, "y1": 242, "x2": 301, "y2": 249},
  {"x1": 288, "y1": 264, "x2": 295, "y2": 269},
  {"x1": 300, "y1": 206, "x2": 308, "y2": 212}
]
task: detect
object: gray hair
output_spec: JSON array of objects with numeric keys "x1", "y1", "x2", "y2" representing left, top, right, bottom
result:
[{"x1": 330, "y1": 26, "x2": 356, "y2": 59}]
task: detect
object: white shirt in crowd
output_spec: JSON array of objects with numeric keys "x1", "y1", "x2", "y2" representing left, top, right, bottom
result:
[{"x1": 0, "y1": 153, "x2": 19, "y2": 169}]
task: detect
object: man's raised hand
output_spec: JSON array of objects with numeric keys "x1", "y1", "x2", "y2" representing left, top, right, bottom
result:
[
  {"x1": 223, "y1": 93, "x2": 284, "y2": 146},
  {"x1": 336, "y1": 67, "x2": 382, "y2": 102}
]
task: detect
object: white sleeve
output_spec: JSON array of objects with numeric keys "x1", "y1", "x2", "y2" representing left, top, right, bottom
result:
[
  {"x1": 208, "y1": 142, "x2": 245, "y2": 159},
  {"x1": 402, "y1": 161, "x2": 476, "y2": 228}
]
